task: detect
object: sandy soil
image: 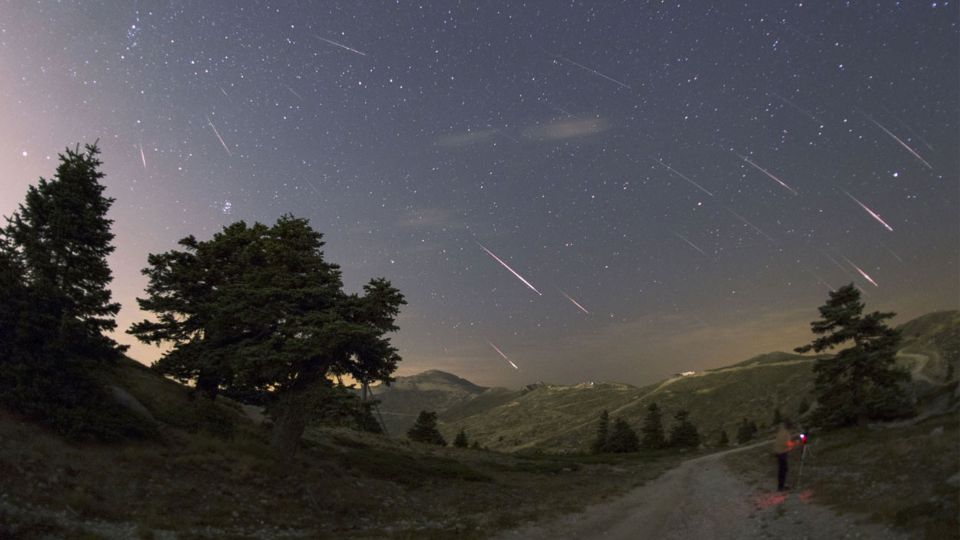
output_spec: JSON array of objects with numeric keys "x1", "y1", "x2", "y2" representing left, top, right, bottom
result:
[{"x1": 494, "y1": 442, "x2": 908, "y2": 540}]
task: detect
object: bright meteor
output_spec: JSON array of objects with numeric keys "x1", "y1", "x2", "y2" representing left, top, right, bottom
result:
[
  {"x1": 652, "y1": 158, "x2": 714, "y2": 197},
  {"x1": 736, "y1": 153, "x2": 798, "y2": 195},
  {"x1": 862, "y1": 113, "x2": 933, "y2": 170},
  {"x1": 316, "y1": 35, "x2": 368, "y2": 56},
  {"x1": 206, "y1": 116, "x2": 232, "y2": 157},
  {"x1": 843, "y1": 190, "x2": 894, "y2": 232},
  {"x1": 488, "y1": 341, "x2": 520, "y2": 370},
  {"x1": 559, "y1": 290, "x2": 590, "y2": 314},
  {"x1": 842, "y1": 256, "x2": 880, "y2": 287},
  {"x1": 476, "y1": 241, "x2": 542, "y2": 296}
]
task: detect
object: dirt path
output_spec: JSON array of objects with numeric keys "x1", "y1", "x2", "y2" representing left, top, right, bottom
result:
[{"x1": 494, "y1": 442, "x2": 908, "y2": 540}]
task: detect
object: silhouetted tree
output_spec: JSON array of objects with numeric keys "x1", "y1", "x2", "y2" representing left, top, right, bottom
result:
[
  {"x1": 0, "y1": 145, "x2": 147, "y2": 439},
  {"x1": 641, "y1": 402, "x2": 666, "y2": 449},
  {"x1": 717, "y1": 430, "x2": 729, "y2": 447},
  {"x1": 590, "y1": 409, "x2": 610, "y2": 453},
  {"x1": 130, "y1": 216, "x2": 404, "y2": 457},
  {"x1": 796, "y1": 284, "x2": 912, "y2": 428},
  {"x1": 607, "y1": 418, "x2": 640, "y2": 453},
  {"x1": 668, "y1": 409, "x2": 700, "y2": 448},
  {"x1": 736, "y1": 418, "x2": 754, "y2": 444},
  {"x1": 407, "y1": 411, "x2": 446, "y2": 446},
  {"x1": 772, "y1": 407, "x2": 783, "y2": 426},
  {"x1": 453, "y1": 428, "x2": 469, "y2": 448}
]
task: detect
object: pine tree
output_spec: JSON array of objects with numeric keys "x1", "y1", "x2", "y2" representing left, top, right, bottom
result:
[
  {"x1": 607, "y1": 418, "x2": 640, "y2": 453},
  {"x1": 640, "y1": 402, "x2": 666, "y2": 449},
  {"x1": 717, "y1": 430, "x2": 729, "y2": 447},
  {"x1": 4, "y1": 143, "x2": 124, "y2": 358},
  {"x1": 453, "y1": 428, "x2": 469, "y2": 448},
  {"x1": 736, "y1": 418, "x2": 753, "y2": 444},
  {"x1": 591, "y1": 409, "x2": 610, "y2": 453},
  {"x1": 798, "y1": 398, "x2": 810, "y2": 416},
  {"x1": 130, "y1": 216, "x2": 404, "y2": 457},
  {"x1": 668, "y1": 409, "x2": 700, "y2": 448},
  {"x1": 772, "y1": 407, "x2": 783, "y2": 426},
  {"x1": 407, "y1": 411, "x2": 446, "y2": 446},
  {"x1": 795, "y1": 283, "x2": 912, "y2": 428}
]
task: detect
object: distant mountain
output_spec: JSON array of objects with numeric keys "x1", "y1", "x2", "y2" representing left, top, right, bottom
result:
[
  {"x1": 370, "y1": 370, "x2": 487, "y2": 435},
  {"x1": 425, "y1": 310, "x2": 959, "y2": 453}
]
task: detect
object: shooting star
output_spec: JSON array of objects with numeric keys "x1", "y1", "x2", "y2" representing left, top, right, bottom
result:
[
  {"x1": 861, "y1": 113, "x2": 933, "y2": 169},
  {"x1": 841, "y1": 255, "x2": 880, "y2": 287},
  {"x1": 674, "y1": 232, "x2": 708, "y2": 256},
  {"x1": 652, "y1": 158, "x2": 714, "y2": 197},
  {"x1": 559, "y1": 290, "x2": 590, "y2": 315},
  {"x1": 770, "y1": 92, "x2": 823, "y2": 125},
  {"x1": 476, "y1": 241, "x2": 542, "y2": 296},
  {"x1": 724, "y1": 207, "x2": 777, "y2": 245},
  {"x1": 734, "y1": 152, "x2": 798, "y2": 195},
  {"x1": 206, "y1": 116, "x2": 232, "y2": 157},
  {"x1": 843, "y1": 190, "x2": 894, "y2": 232},
  {"x1": 138, "y1": 143, "x2": 147, "y2": 170},
  {"x1": 315, "y1": 35, "x2": 368, "y2": 56},
  {"x1": 219, "y1": 86, "x2": 230, "y2": 98},
  {"x1": 284, "y1": 85, "x2": 303, "y2": 100},
  {"x1": 488, "y1": 341, "x2": 520, "y2": 370},
  {"x1": 555, "y1": 54, "x2": 631, "y2": 90}
]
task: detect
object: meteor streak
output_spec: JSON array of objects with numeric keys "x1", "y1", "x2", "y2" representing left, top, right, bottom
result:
[
  {"x1": 559, "y1": 290, "x2": 590, "y2": 314},
  {"x1": 770, "y1": 92, "x2": 823, "y2": 125},
  {"x1": 316, "y1": 35, "x2": 368, "y2": 56},
  {"x1": 724, "y1": 207, "x2": 777, "y2": 245},
  {"x1": 206, "y1": 116, "x2": 232, "y2": 157},
  {"x1": 674, "y1": 232, "x2": 708, "y2": 256},
  {"x1": 138, "y1": 143, "x2": 147, "y2": 170},
  {"x1": 843, "y1": 190, "x2": 894, "y2": 232},
  {"x1": 652, "y1": 158, "x2": 714, "y2": 197},
  {"x1": 862, "y1": 113, "x2": 933, "y2": 169},
  {"x1": 488, "y1": 341, "x2": 520, "y2": 370},
  {"x1": 841, "y1": 255, "x2": 879, "y2": 287},
  {"x1": 555, "y1": 54, "x2": 631, "y2": 89},
  {"x1": 735, "y1": 153, "x2": 798, "y2": 195},
  {"x1": 476, "y1": 242, "x2": 542, "y2": 296},
  {"x1": 284, "y1": 85, "x2": 303, "y2": 100}
]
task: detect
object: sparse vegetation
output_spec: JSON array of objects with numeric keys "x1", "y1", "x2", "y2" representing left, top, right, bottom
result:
[
  {"x1": 668, "y1": 409, "x2": 700, "y2": 448},
  {"x1": 606, "y1": 418, "x2": 640, "y2": 453},
  {"x1": 641, "y1": 402, "x2": 667, "y2": 449},
  {"x1": 408, "y1": 410, "x2": 446, "y2": 446}
]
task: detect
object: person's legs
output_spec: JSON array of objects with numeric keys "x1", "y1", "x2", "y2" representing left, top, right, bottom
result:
[{"x1": 777, "y1": 452, "x2": 789, "y2": 490}]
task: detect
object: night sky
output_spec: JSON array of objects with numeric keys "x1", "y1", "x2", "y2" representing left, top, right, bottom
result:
[{"x1": 2, "y1": 2, "x2": 957, "y2": 388}]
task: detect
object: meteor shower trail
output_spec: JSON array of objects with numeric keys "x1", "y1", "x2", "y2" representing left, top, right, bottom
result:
[
  {"x1": 559, "y1": 290, "x2": 590, "y2": 314},
  {"x1": 476, "y1": 242, "x2": 543, "y2": 295},
  {"x1": 862, "y1": 113, "x2": 933, "y2": 169},
  {"x1": 674, "y1": 232, "x2": 708, "y2": 255},
  {"x1": 206, "y1": 116, "x2": 232, "y2": 157},
  {"x1": 488, "y1": 341, "x2": 520, "y2": 370},
  {"x1": 555, "y1": 54, "x2": 631, "y2": 89},
  {"x1": 843, "y1": 191, "x2": 894, "y2": 232},
  {"x1": 736, "y1": 153, "x2": 798, "y2": 195},
  {"x1": 138, "y1": 143, "x2": 147, "y2": 169},
  {"x1": 841, "y1": 255, "x2": 880, "y2": 287},
  {"x1": 652, "y1": 158, "x2": 714, "y2": 197},
  {"x1": 724, "y1": 207, "x2": 777, "y2": 245},
  {"x1": 316, "y1": 35, "x2": 368, "y2": 56}
]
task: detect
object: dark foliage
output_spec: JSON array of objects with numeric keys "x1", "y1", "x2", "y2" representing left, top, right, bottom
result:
[
  {"x1": 0, "y1": 145, "x2": 147, "y2": 440},
  {"x1": 668, "y1": 409, "x2": 700, "y2": 448},
  {"x1": 736, "y1": 417, "x2": 757, "y2": 444},
  {"x1": 796, "y1": 284, "x2": 913, "y2": 428},
  {"x1": 606, "y1": 418, "x2": 640, "y2": 453},
  {"x1": 641, "y1": 402, "x2": 667, "y2": 449},
  {"x1": 590, "y1": 409, "x2": 610, "y2": 454},
  {"x1": 129, "y1": 215, "x2": 404, "y2": 456},
  {"x1": 717, "y1": 430, "x2": 729, "y2": 447},
  {"x1": 407, "y1": 411, "x2": 446, "y2": 446},
  {"x1": 453, "y1": 428, "x2": 469, "y2": 448}
]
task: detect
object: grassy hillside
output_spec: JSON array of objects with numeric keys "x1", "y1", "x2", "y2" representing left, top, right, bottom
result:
[
  {"x1": 437, "y1": 311, "x2": 960, "y2": 454},
  {"x1": 372, "y1": 370, "x2": 488, "y2": 435},
  {"x1": 2, "y1": 359, "x2": 687, "y2": 538}
]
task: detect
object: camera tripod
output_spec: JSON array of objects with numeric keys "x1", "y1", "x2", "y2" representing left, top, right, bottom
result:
[{"x1": 795, "y1": 440, "x2": 813, "y2": 490}]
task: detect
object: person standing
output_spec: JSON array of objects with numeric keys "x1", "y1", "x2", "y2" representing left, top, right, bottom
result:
[{"x1": 773, "y1": 419, "x2": 798, "y2": 491}]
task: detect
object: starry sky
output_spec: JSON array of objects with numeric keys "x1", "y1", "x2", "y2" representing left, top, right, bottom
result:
[{"x1": 1, "y1": 2, "x2": 957, "y2": 388}]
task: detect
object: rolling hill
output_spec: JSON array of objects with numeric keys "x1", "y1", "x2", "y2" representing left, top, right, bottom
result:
[
  {"x1": 401, "y1": 310, "x2": 960, "y2": 453},
  {"x1": 369, "y1": 369, "x2": 488, "y2": 435}
]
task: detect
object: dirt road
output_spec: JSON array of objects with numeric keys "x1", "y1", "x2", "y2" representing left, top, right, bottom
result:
[{"x1": 495, "y1": 443, "x2": 907, "y2": 540}]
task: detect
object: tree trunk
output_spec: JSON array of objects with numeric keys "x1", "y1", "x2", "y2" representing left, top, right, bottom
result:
[{"x1": 271, "y1": 396, "x2": 308, "y2": 459}]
